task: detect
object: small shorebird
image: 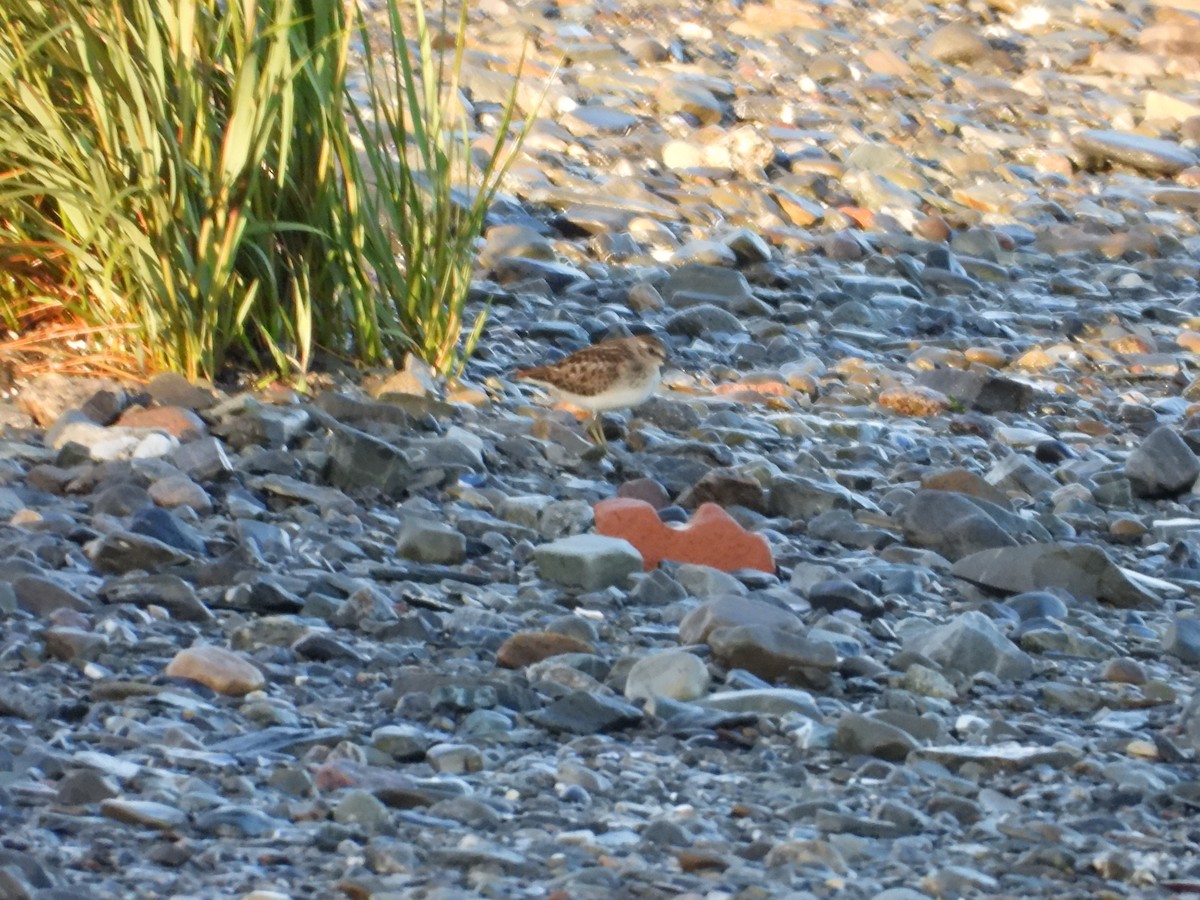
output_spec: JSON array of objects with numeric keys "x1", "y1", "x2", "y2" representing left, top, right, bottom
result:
[{"x1": 515, "y1": 333, "x2": 667, "y2": 446}]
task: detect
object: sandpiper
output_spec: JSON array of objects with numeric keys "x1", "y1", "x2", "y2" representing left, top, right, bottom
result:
[{"x1": 515, "y1": 333, "x2": 667, "y2": 445}]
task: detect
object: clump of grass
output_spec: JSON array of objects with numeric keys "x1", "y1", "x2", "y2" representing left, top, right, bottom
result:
[
  {"x1": 0, "y1": 0, "x2": 539, "y2": 381},
  {"x1": 351, "y1": 0, "x2": 540, "y2": 376}
]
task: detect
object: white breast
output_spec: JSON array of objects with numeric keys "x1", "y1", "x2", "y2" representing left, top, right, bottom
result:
[{"x1": 558, "y1": 371, "x2": 661, "y2": 413}]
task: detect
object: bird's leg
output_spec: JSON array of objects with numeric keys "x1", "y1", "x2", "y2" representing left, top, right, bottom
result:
[{"x1": 587, "y1": 414, "x2": 607, "y2": 448}]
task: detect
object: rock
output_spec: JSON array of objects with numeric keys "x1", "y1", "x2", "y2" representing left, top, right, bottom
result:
[
  {"x1": 100, "y1": 799, "x2": 188, "y2": 831},
  {"x1": 13, "y1": 576, "x2": 91, "y2": 616},
  {"x1": 878, "y1": 385, "x2": 950, "y2": 417},
  {"x1": 333, "y1": 789, "x2": 392, "y2": 832},
  {"x1": 707, "y1": 624, "x2": 837, "y2": 683},
  {"x1": 325, "y1": 427, "x2": 418, "y2": 498},
  {"x1": 768, "y1": 475, "x2": 856, "y2": 520},
  {"x1": 1073, "y1": 129, "x2": 1198, "y2": 176},
  {"x1": 17, "y1": 375, "x2": 120, "y2": 427},
  {"x1": 698, "y1": 687, "x2": 821, "y2": 720},
  {"x1": 593, "y1": 498, "x2": 774, "y2": 573},
  {"x1": 1005, "y1": 591, "x2": 1069, "y2": 621},
  {"x1": 491, "y1": 256, "x2": 587, "y2": 290},
  {"x1": 985, "y1": 453, "x2": 1058, "y2": 498},
  {"x1": 529, "y1": 690, "x2": 642, "y2": 734},
  {"x1": 479, "y1": 224, "x2": 556, "y2": 267},
  {"x1": 147, "y1": 474, "x2": 213, "y2": 513},
  {"x1": 43, "y1": 627, "x2": 108, "y2": 662},
  {"x1": 655, "y1": 78, "x2": 724, "y2": 125},
  {"x1": 676, "y1": 468, "x2": 766, "y2": 512},
  {"x1": 87, "y1": 530, "x2": 195, "y2": 574},
  {"x1": 97, "y1": 573, "x2": 213, "y2": 622},
  {"x1": 426, "y1": 743, "x2": 484, "y2": 774},
  {"x1": 533, "y1": 534, "x2": 643, "y2": 590},
  {"x1": 145, "y1": 372, "x2": 216, "y2": 410},
  {"x1": 56, "y1": 769, "x2": 119, "y2": 805},
  {"x1": 165, "y1": 645, "x2": 265, "y2": 696},
  {"x1": 171, "y1": 436, "x2": 235, "y2": 481},
  {"x1": 624, "y1": 650, "x2": 710, "y2": 702},
  {"x1": 900, "y1": 490, "x2": 1018, "y2": 561},
  {"x1": 1165, "y1": 616, "x2": 1200, "y2": 664},
  {"x1": 807, "y1": 579, "x2": 885, "y2": 619},
  {"x1": 951, "y1": 543, "x2": 1158, "y2": 609},
  {"x1": 912, "y1": 742, "x2": 1082, "y2": 773},
  {"x1": 116, "y1": 406, "x2": 207, "y2": 440},
  {"x1": 679, "y1": 596, "x2": 803, "y2": 645},
  {"x1": 496, "y1": 632, "x2": 594, "y2": 668},
  {"x1": 370, "y1": 725, "x2": 431, "y2": 761},
  {"x1": 834, "y1": 712, "x2": 919, "y2": 761},
  {"x1": 915, "y1": 369, "x2": 1033, "y2": 414},
  {"x1": 660, "y1": 263, "x2": 758, "y2": 313},
  {"x1": 902, "y1": 611, "x2": 1033, "y2": 681},
  {"x1": 920, "y1": 468, "x2": 1011, "y2": 507},
  {"x1": 1125, "y1": 426, "x2": 1200, "y2": 498},
  {"x1": 396, "y1": 520, "x2": 467, "y2": 565},
  {"x1": 664, "y1": 303, "x2": 747, "y2": 337},
  {"x1": 130, "y1": 506, "x2": 207, "y2": 554}
]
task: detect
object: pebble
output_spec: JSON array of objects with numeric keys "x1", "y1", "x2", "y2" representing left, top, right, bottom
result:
[
  {"x1": 623, "y1": 649, "x2": 710, "y2": 702},
  {"x1": 164, "y1": 645, "x2": 266, "y2": 695}
]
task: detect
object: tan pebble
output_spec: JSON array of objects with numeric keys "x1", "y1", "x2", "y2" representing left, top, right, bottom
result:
[
  {"x1": 907, "y1": 347, "x2": 966, "y2": 370},
  {"x1": 964, "y1": 347, "x2": 1008, "y2": 368},
  {"x1": 878, "y1": 386, "x2": 950, "y2": 417},
  {"x1": 166, "y1": 645, "x2": 265, "y2": 696},
  {"x1": 496, "y1": 632, "x2": 593, "y2": 669},
  {"x1": 10, "y1": 509, "x2": 41, "y2": 527},
  {"x1": 1126, "y1": 739, "x2": 1158, "y2": 760},
  {"x1": 1036, "y1": 151, "x2": 1074, "y2": 177},
  {"x1": 1014, "y1": 348, "x2": 1057, "y2": 370},
  {"x1": 1073, "y1": 418, "x2": 1111, "y2": 437},
  {"x1": 714, "y1": 379, "x2": 789, "y2": 397},
  {"x1": 788, "y1": 158, "x2": 844, "y2": 179},
  {"x1": 914, "y1": 215, "x2": 950, "y2": 243},
  {"x1": 1178, "y1": 330, "x2": 1200, "y2": 352},
  {"x1": 832, "y1": 357, "x2": 870, "y2": 376},
  {"x1": 861, "y1": 47, "x2": 912, "y2": 78},
  {"x1": 1097, "y1": 656, "x2": 1147, "y2": 685},
  {"x1": 1108, "y1": 517, "x2": 1147, "y2": 543},
  {"x1": 785, "y1": 372, "x2": 818, "y2": 399},
  {"x1": 1179, "y1": 165, "x2": 1200, "y2": 188},
  {"x1": 1109, "y1": 334, "x2": 1156, "y2": 354}
]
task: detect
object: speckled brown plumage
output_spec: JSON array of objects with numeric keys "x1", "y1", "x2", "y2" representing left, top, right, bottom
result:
[
  {"x1": 515, "y1": 335, "x2": 667, "y2": 447},
  {"x1": 515, "y1": 335, "x2": 666, "y2": 406}
]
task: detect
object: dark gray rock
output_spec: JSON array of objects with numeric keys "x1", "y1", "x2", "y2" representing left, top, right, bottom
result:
[
  {"x1": 529, "y1": 691, "x2": 642, "y2": 734},
  {"x1": 916, "y1": 369, "x2": 1033, "y2": 414},
  {"x1": 902, "y1": 610, "x2": 1033, "y2": 680},
  {"x1": 951, "y1": 543, "x2": 1158, "y2": 609},
  {"x1": 1125, "y1": 426, "x2": 1200, "y2": 498},
  {"x1": 1165, "y1": 616, "x2": 1200, "y2": 664},
  {"x1": 900, "y1": 490, "x2": 1017, "y2": 561},
  {"x1": 834, "y1": 712, "x2": 919, "y2": 761},
  {"x1": 1073, "y1": 129, "x2": 1198, "y2": 176}
]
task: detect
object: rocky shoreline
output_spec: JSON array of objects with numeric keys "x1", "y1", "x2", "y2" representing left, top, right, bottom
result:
[{"x1": 7, "y1": 0, "x2": 1200, "y2": 897}]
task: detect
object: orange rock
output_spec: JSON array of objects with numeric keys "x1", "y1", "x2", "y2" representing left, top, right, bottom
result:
[
  {"x1": 593, "y1": 498, "x2": 774, "y2": 574},
  {"x1": 116, "y1": 405, "x2": 207, "y2": 440},
  {"x1": 165, "y1": 645, "x2": 264, "y2": 696},
  {"x1": 496, "y1": 632, "x2": 594, "y2": 668},
  {"x1": 838, "y1": 206, "x2": 874, "y2": 230}
]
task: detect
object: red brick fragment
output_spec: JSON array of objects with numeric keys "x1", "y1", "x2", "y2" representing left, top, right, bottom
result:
[{"x1": 593, "y1": 498, "x2": 774, "y2": 574}]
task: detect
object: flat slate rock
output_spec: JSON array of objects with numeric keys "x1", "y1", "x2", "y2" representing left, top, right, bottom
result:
[{"x1": 951, "y1": 542, "x2": 1158, "y2": 608}]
